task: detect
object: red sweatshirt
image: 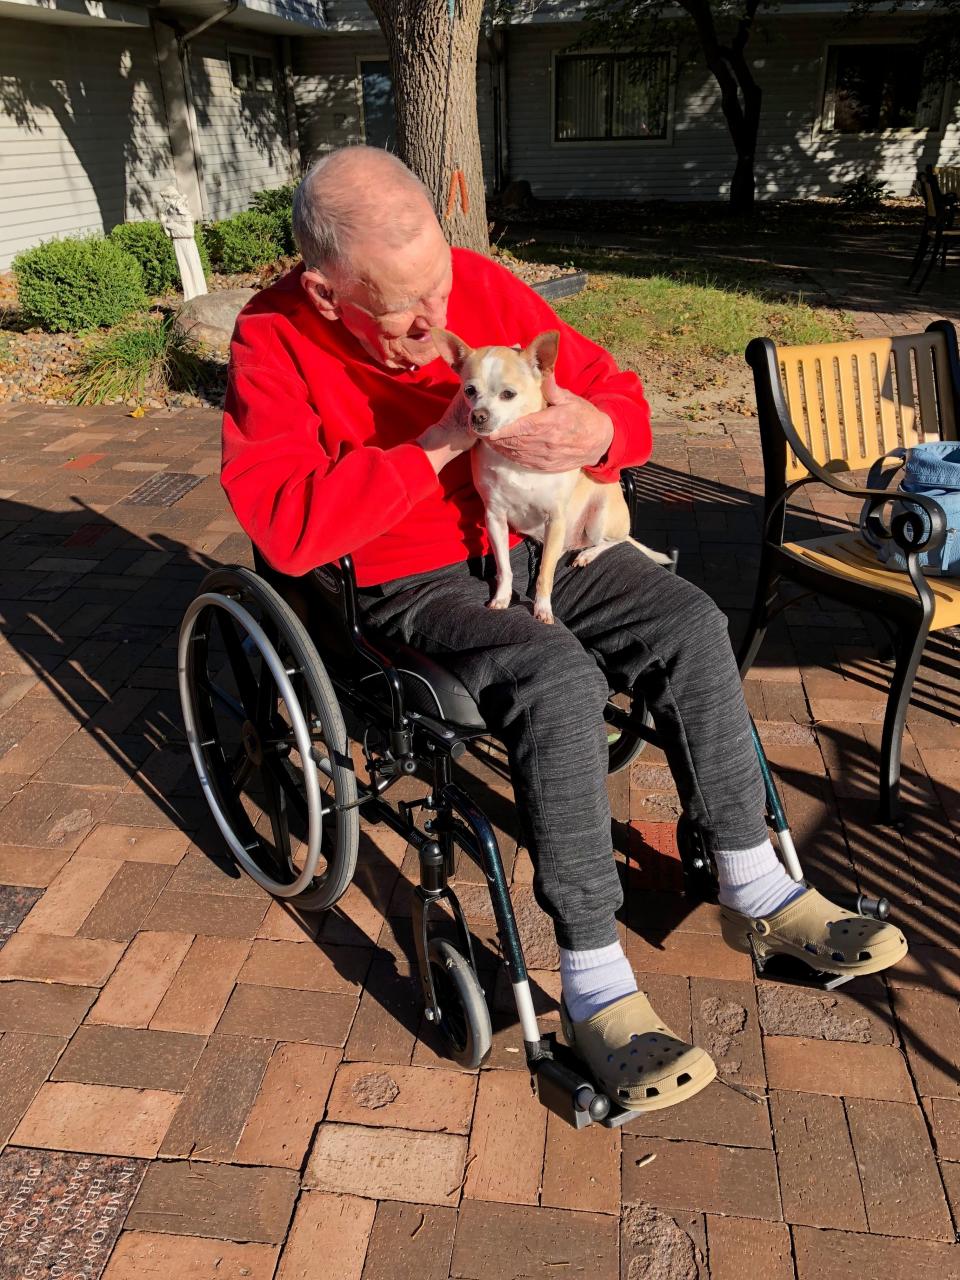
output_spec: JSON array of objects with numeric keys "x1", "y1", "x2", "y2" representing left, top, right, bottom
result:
[{"x1": 221, "y1": 248, "x2": 652, "y2": 587}]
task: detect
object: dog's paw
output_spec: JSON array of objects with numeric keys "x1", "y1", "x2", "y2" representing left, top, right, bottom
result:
[
  {"x1": 488, "y1": 595, "x2": 511, "y2": 611},
  {"x1": 533, "y1": 598, "x2": 555, "y2": 624}
]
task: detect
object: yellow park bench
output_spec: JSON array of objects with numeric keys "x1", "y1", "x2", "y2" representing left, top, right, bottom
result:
[{"x1": 742, "y1": 321, "x2": 960, "y2": 822}]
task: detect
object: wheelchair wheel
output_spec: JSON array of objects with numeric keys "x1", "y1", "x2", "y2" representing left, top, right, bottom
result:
[
  {"x1": 428, "y1": 938, "x2": 492, "y2": 1070},
  {"x1": 178, "y1": 565, "x2": 359, "y2": 912},
  {"x1": 606, "y1": 693, "x2": 653, "y2": 775}
]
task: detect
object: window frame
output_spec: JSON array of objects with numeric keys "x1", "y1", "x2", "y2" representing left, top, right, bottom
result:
[
  {"x1": 550, "y1": 48, "x2": 676, "y2": 149},
  {"x1": 815, "y1": 37, "x2": 949, "y2": 139},
  {"x1": 355, "y1": 56, "x2": 397, "y2": 150},
  {"x1": 227, "y1": 47, "x2": 277, "y2": 98}
]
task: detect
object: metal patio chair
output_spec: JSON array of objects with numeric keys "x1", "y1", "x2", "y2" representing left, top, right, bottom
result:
[
  {"x1": 908, "y1": 168, "x2": 960, "y2": 293},
  {"x1": 741, "y1": 321, "x2": 960, "y2": 822}
]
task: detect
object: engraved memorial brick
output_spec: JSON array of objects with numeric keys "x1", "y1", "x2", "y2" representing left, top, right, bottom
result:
[
  {"x1": 0, "y1": 886, "x2": 42, "y2": 950},
  {"x1": 120, "y1": 473, "x2": 203, "y2": 508},
  {"x1": 0, "y1": 1147, "x2": 146, "y2": 1280}
]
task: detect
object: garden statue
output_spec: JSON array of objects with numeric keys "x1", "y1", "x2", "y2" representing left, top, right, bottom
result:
[{"x1": 160, "y1": 186, "x2": 207, "y2": 301}]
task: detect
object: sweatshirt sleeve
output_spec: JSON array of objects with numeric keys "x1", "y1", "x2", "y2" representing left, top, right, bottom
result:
[
  {"x1": 221, "y1": 339, "x2": 439, "y2": 578},
  {"x1": 479, "y1": 254, "x2": 653, "y2": 482}
]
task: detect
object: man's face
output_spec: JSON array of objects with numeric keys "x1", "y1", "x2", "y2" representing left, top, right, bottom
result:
[{"x1": 306, "y1": 219, "x2": 454, "y2": 372}]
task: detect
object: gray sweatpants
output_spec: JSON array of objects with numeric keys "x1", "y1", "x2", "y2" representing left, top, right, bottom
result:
[{"x1": 359, "y1": 540, "x2": 767, "y2": 949}]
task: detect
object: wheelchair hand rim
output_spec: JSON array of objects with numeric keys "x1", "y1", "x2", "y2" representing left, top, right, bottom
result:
[{"x1": 178, "y1": 591, "x2": 325, "y2": 898}]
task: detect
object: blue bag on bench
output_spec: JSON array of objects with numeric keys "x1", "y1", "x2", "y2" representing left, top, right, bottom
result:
[{"x1": 859, "y1": 442, "x2": 960, "y2": 576}]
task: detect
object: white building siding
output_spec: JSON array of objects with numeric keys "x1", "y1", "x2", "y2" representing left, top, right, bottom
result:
[
  {"x1": 292, "y1": 33, "x2": 497, "y2": 185},
  {"x1": 0, "y1": 17, "x2": 177, "y2": 268},
  {"x1": 189, "y1": 30, "x2": 295, "y2": 220},
  {"x1": 504, "y1": 15, "x2": 960, "y2": 201}
]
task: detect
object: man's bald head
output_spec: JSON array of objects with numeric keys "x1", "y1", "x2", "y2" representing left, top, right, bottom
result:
[{"x1": 293, "y1": 146, "x2": 436, "y2": 275}]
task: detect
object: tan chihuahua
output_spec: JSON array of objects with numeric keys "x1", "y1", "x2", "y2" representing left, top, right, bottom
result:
[{"x1": 433, "y1": 327, "x2": 671, "y2": 623}]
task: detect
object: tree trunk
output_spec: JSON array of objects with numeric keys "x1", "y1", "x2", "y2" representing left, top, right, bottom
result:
[
  {"x1": 368, "y1": 0, "x2": 489, "y2": 254},
  {"x1": 681, "y1": 0, "x2": 762, "y2": 214}
]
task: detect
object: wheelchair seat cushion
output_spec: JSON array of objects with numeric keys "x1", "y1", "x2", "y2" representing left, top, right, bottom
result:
[{"x1": 359, "y1": 643, "x2": 487, "y2": 730}]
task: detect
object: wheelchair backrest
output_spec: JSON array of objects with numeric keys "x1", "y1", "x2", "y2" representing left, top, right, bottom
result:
[{"x1": 251, "y1": 547, "x2": 360, "y2": 670}]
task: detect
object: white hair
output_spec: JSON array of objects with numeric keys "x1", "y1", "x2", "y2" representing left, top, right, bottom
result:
[{"x1": 292, "y1": 146, "x2": 435, "y2": 273}]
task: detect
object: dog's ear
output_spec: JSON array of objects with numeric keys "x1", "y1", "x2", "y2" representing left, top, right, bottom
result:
[
  {"x1": 524, "y1": 330, "x2": 560, "y2": 376},
  {"x1": 431, "y1": 328, "x2": 473, "y2": 372}
]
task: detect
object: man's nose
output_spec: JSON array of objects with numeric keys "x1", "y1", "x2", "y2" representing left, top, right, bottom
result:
[
  {"x1": 422, "y1": 298, "x2": 447, "y2": 328},
  {"x1": 471, "y1": 408, "x2": 489, "y2": 428}
]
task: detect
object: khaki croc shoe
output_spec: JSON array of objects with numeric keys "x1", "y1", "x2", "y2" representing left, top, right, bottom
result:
[
  {"x1": 561, "y1": 990, "x2": 716, "y2": 1112},
  {"x1": 720, "y1": 887, "x2": 908, "y2": 978}
]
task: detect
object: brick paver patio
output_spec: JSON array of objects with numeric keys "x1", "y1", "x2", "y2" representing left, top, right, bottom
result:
[{"x1": 0, "y1": 373, "x2": 958, "y2": 1278}]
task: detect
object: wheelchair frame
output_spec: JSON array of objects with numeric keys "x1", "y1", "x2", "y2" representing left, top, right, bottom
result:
[{"x1": 178, "y1": 474, "x2": 891, "y2": 1130}]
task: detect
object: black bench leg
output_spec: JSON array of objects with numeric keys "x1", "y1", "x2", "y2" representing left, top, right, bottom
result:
[
  {"x1": 879, "y1": 620, "x2": 930, "y2": 824},
  {"x1": 737, "y1": 560, "x2": 780, "y2": 678},
  {"x1": 907, "y1": 228, "x2": 929, "y2": 284},
  {"x1": 916, "y1": 230, "x2": 944, "y2": 293}
]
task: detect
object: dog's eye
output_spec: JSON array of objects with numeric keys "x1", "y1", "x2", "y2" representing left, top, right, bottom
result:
[
  {"x1": 464, "y1": 385, "x2": 477, "y2": 398},
  {"x1": 500, "y1": 389, "x2": 517, "y2": 401}
]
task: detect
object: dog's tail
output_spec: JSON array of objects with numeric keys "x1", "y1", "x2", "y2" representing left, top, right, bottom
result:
[{"x1": 626, "y1": 536, "x2": 675, "y2": 568}]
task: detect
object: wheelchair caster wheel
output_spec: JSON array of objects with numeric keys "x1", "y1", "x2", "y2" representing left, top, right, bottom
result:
[
  {"x1": 427, "y1": 938, "x2": 492, "y2": 1070},
  {"x1": 676, "y1": 816, "x2": 718, "y2": 903}
]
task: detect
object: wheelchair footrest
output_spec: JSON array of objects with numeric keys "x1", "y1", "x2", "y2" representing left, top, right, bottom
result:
[
  {"x1": 750, "y1": 947, "x2": 859, "y2": 992},
  {"x1": 529, "y1": 1034, "x2": 639, "y2": 1130}
]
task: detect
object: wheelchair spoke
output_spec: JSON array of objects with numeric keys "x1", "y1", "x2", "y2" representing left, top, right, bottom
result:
[
  {"x1": 259, "y1": 753, "x2": 294, "y2": 871},
  {"x1": 197, "y1": 679, "x2": 246, "y2": 723},
  {"x1": 227, "y1": 744, "x2": 253, "y2": 790},
  {"x1": 216, "y1": 610, "x2": 260, "y2": 720},
  {"x1": 261, "y1": 752, "x2": 309, "y2": 826}
]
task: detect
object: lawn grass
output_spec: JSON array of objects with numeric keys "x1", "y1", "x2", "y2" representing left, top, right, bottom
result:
[{"x1": 515, "y1": 245, "x2": 852, "y2": 366}]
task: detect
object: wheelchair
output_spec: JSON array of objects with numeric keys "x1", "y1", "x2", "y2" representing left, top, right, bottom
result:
[{"x1": 177, "y1": 471, "x2": 890, "y2": 1130}]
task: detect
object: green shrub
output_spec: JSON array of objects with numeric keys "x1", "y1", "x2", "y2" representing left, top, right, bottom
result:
[
  {"x1": 72, "y1": 313, "x2": 206, "y2": 404},
  {"x1": 251, "y1": 183, "x2": 296, "y2": 255},
  {"x1": 109, "y1": 220, "x2": 210, "y2": 296},
  {"x1": 203, "y1": 210, "x2": 282, "y2": 273},
  {"x1": 13, "y1": 236, "x2": 147, "y2": 333},
  {"x1": 839, "y1": 172, "x2": 888, "y2": 211}
]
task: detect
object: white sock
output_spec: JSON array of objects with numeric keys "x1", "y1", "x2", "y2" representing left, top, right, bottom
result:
[
  {"x1": 560, "y1": 942, "x2": 638, "y2": 1023},
  {"x1": 715, "y1": 838, "x2": 806, "y2": 918}
]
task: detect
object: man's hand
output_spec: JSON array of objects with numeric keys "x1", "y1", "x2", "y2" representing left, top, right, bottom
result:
[
  {"x1": 417, "y1": 389, "x2": 476, "y2": 475},
  {"x1": 488, "y1": 373, "x2": 614, "y2": 473}
]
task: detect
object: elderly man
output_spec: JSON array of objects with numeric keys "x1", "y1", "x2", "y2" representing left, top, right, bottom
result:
[{"x1": 222, "y1": 146, "x2": 906, "y2": 1112}]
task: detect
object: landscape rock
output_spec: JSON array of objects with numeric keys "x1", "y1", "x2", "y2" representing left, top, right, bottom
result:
[{"x1": 174, "y1": 288, "x2": 256, "y2": 352}]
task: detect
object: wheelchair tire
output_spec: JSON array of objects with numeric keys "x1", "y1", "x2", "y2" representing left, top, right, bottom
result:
[
  {"x1": 606, "y1": 695, "x2": 653, "y2": 775},
  {"x1": 178, "y1": 565, "x2": 359, "y2": 913},
  {"x1": 428, "y1": 938, "x2": 492, "y2": 1070}
]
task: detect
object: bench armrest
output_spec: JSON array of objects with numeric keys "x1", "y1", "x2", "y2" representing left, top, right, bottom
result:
[{"x1": 856, "y1": 485, "x2": 948, "y2": 559}]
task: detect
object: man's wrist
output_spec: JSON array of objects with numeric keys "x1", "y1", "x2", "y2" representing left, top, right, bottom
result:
[
  {"x1": 590, "y1": 413, "x2": 616, "y2": 467},
  {"x1": 416, "y1": 426, "x2": 462, "y2": 475}
]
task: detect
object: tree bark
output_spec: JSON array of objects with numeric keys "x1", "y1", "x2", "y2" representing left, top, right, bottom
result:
[{"x1": 368, "y1": 0, "x2": 489, "y2": 253}]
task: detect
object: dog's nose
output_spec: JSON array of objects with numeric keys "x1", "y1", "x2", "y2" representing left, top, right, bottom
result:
[{"x1": 471, "y1": 409, "x2": 489, "y2": 428}]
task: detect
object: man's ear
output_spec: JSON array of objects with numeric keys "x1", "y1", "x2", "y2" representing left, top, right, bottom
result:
[
  {"x1": 430, "y1": 328, "x2": 473, "y2": 372},
  {"x1": 524, "y1": 330, "x2": 560, "y2": 376},
  {"x1": 301, "y1": 268, "x2": 339, "y2": 322}
]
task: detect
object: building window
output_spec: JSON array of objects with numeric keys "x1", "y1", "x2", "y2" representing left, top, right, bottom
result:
[
  {"x1": 229, "y1": 50, "x2": 275, "y2": 95},
  {"x1": 360, "y1": 60, "x2": 397, "y2": 151},
  {"x1": 821, "y1": 44, "x2": 943, "y2": 133},
  {"x1": 555, "y1": 52, "x2": 670, "y2": 142}
]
